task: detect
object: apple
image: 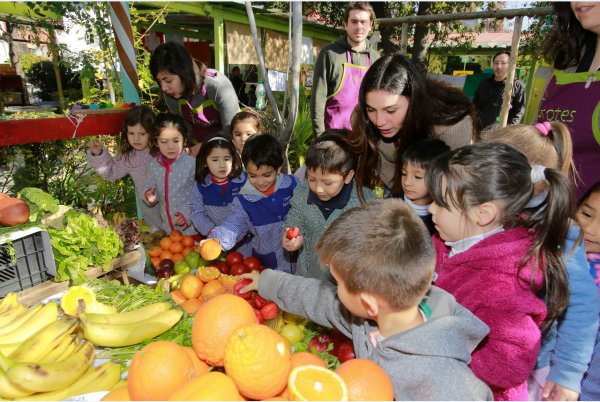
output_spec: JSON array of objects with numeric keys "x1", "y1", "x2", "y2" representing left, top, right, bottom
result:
[
  {"x1": 254, "y1": 308, "x2": 265, "y2": 324},
  {"x1": 230, "y1": 263, "x2": 249, "y2": 276},
  {"x1": 226, "y1": 251, "x2": 244, "y2": 267},
  {"x1": 213, "y1": 261, "x2": 230, "y2": 275},
  {"x1": 260, "y1": 302, "x2": 280, "y2": 320},
  {"x1": 286, "y1": 227, "x2": 300, "y2": 239},
  {"x1": 233, "y1": 279, "x2": 253, "y2": 300},
  {"x1": 243, "y1": 256, "x2": 261, "y2": 271},
  {"x1": 334, "y1": 341, "x2": 355, "y2": 363},
  {"x1": 308, "y1": 333, "x2": 334, "y2": 354},
  {"x1": 251, "y1": 293, "x2": 268, "y2": 310}
]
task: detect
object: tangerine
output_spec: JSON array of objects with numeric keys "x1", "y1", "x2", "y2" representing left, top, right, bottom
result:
[
  {"x1": 287, "y1": 365, "x2": 348, "y2": 401},
  {"x1": 290, "y1": 352, "x2": 327, "y2": 369},
  {"x1": 182, "y1": 298, "x2": 203, "y2": 315},
  {"x1": 182, "y1": 346, "x2": 210, "y2": 378},
  {"x1": 101, "y1": 384, "x2": 130, "y2": 401},
  {"x1": 182, "y1": 247, "x2": 194, "y2": 257},
  {"x1": 151, "y1": 257, "x2": 161, "y2": 269},
  {"x1": 170, "y1": 241, "x2": 184, "y2": 254},
  {"x1": 159, "y1": 237, "x2": 173, "y2": 250},
  {"x1": 182, "y1": 236, "x2": 195, "y2": 247},
  {"x1": 128, "y1": 341, "x2": 194, "y2": 401},
  {"x1": 335, "y1": 358, "x2": 394, "y2": 401},
  {"x1": 160, "y1": 250, "x2": 174, "y2": 260},
  {"x1": 148, "y1": 246, "x2": 162, "y2": 258},
  {"x1": 172, "y1": 253, "x2": 185, "y2": 262},
  {"x1": 170, "y1": 230, "x2": 183, "y2": 241},
  {"x1": 201, "y1": 280, "x2": 225, "y2": 301},
  {"x1": 197, "y1": 266, "x2": 221, "y2": 282},
  {"x1": 200, "y1": 238, "x2": 222, "y2": 261},
  {"x1": 167, "y1": 372, "x2": 242, "y2": 401},
  {"x1": 224, "y1": 324, "x2": 291, "y2": 400},
  {"x1": 180, "y1": 275, "x2": 204, "y2": 299},
  {"x1": 170, "y1": 289, "x2": 187, "y2": 305},
  {"x1": 192, "y1": 294, "x2": 257, "y2": 366}
]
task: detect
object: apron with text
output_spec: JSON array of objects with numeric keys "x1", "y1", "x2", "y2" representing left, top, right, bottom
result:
[
  {"x1": 537, "y1": 69, "x2": 600, "y2": 198},
  {"x1": 178, "y1": 71, "x2": 223, "y2": 144},
  {"x1": 324, "y1": 51, "x2": 370, "y2": 130}
]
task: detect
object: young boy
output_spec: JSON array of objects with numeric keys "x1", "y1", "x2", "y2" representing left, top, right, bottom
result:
[
  {"x1": 241, "y1": 199, "x2": 493, "y2": 400},
  {"x1": 399, "y1": 138, "x2": 450, "y2": 235},
  {"x1": 284, "y1": 130, "x2": 375, "y2": 282},
  {"x1": 208, "y1": 134, "x2": 298, "y2": 272}
]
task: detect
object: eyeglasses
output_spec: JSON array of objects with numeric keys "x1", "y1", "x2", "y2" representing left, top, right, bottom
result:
[{"x1": 493, "y1": 62, "x2": 509, "y2": 66}]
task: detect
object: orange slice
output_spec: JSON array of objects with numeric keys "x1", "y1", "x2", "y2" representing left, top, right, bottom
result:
[{"x1": 288, "y1": 364, "x2": 348, "y2": 401}]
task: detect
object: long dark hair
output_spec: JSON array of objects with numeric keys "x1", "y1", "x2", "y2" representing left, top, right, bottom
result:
[
  {"x1": 149, "y1": 42, "x2": 207, "y2": 99},
  {"x1": 349, "y1": 54, "x2": 475, "y2": 195},
  {"x1": 426, "y1": 142, "x2": 574, "y2": 331},
  {"x1": 119, "y1": 105, "x2": 156, "y2": 161},
  {"x1": 541, "y1": 3, "x2": 596, "y2": 69},
  {"x1": 195, "y1": 136, "x2": 243, "y2": 182}
]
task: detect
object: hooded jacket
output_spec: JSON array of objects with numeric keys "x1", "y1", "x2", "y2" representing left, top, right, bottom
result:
[
  {"x1": 259, "y1": 269, "x2": 493, "y2": 401},
  {"x1": 433, "y1": 227, "x2": 547, "y2": 400}
]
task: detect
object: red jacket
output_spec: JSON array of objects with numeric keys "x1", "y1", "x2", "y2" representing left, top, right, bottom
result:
[{"x1": 433, "y1": 227, "x2": 546, "y2": 401}]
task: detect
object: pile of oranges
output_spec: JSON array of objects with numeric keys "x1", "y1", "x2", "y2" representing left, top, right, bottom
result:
[{"x1": 147, "y1": 230, "x2": 196, "y2": 268}]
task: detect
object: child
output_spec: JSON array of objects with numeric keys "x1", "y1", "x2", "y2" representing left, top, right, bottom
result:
[
  {"x1": 398, "y1": 138, "x2": 449, "y2": 235},
  {"x1": 87, "y1": 105, "x2": 162, "y2": 231},
  {"x1": 231, "y1": 110, "x2": 262, "y2": 157},
  {"x1": 240, "y1": 199, "x2": 493, "y2": 400},
  {"x1": 208, "y1": 134, "x2": 298, "y2": 272},
  {"x1": 482, "y1": 122, "x2": 598, "y2": 401},
  {"x1": 283, "y1": 130, "x2": 375, "y2": 282},
  {"x1": 144, "y1": 113, "x2": 196, "y2": 235},
  {"x1": 577, "y1": 181, "x2": 600, "y2": 401},
  {"x1": 189, "y1": 136, "x2": 249, "y2": 255},
  {"x1": 426, "y1": 142, "x2": 574, "y2": 401}
]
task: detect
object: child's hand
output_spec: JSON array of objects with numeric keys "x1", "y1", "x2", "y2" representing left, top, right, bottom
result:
[
  {"x1": 238, "y1": 270, "x2": 260, "y2": 293},
  {"x1": 174, "y1": 212, "x2": 189, "y2": 228},
  {"x1": 188, "y1": 143, "x2": 202, "y2": 157},
  {"x1": 89, "y1": 140, "x2": 102, "y2": 156},
  {"x1": 144, "y1": 187, "x2": 157, "y2": 204},
  {"x1": 282, "y1": 227, "x2": 303, "y2": 251}
]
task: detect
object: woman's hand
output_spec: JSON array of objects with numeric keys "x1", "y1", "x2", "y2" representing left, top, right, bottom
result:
[
  {"x1": 542, "y1": 381, "x2": 579, "y2": 401},
  {"x1": 144, "y1": 187, "x2": 157, "y2": 204},
  {"x1": 89, "y1": 140, "x2": 102, "y2": 156}
]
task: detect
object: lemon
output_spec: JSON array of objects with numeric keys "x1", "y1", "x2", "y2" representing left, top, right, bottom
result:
[
  {"x1": 280, "y1": 323, "x2": 304, "y2": 345},
  {"x1": 84, "y1": 301, "x2": 118, "y2": 314},
  {"x1": 60, "y1": 285, "x2": 96, "y2": 316}
]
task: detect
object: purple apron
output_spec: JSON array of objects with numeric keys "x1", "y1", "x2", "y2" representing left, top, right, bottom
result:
[
  {"x1": 324, "y1": 51, "x2": 370, "y2": 130},
  {"x1": 178, "y1": 71, "x2": 223, "y2": 144},
  {"x1": 537, "y1": 69, "x2": 600, "y2": 198}
]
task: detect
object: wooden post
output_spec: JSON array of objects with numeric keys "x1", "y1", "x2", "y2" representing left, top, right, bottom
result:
[
  {"x1": 213, "y1": 12, "x2": 225, "y2": 72},
  {"x1": 48, "y1": 28, "x2": 65, "y2": 113},
  {"x1": 499, "y1": 16, "x2": 522, "y2": 127},
  {"x1": 400, "y1": 23, "x2": 408, "y2": 55}
]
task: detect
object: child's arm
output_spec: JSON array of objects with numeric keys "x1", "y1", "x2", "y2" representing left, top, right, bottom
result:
[
  {"x1": 207, "y1": 198, "x2": 251, "y2": 250},
  {"x1": 282, "y1": 188, "x2": 305, "y2": 252},
  {"x1": 240, "y1": 269, "x2": 354, "y2": 338},
  {"x1": 87, "y1": 139, "x2": 129, "y2": 181},
  {"x1": 188, "y1": 185, "x2": 217, "y2": 236},
  {"x1": 144, "y1": 168, "x2": 159, "y2": 206}
]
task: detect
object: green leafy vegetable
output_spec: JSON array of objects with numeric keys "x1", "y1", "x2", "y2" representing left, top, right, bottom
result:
[
  {"x1": 293, "y1": 323, "x2": 340, "y2": 370},
  {"x1": 18, "y1": 187, "x2": 60, "y2": 222}
]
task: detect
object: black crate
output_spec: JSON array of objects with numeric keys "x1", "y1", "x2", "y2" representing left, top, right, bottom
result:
[{"x1": 0, "y1": 231, "x2": 51, "y2": 298}]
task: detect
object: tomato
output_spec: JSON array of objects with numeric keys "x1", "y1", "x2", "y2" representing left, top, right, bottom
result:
[
  {"x1": 230, "y1": 263, "x2": 249, "y2": 276},
  {"x1": 213, "y1": 261, "x2": 230, "y2": 275},
  {"x1": 243, "y1": 256, "x2": 261, "y2": 271},
  {"x1": 260, "y1": 302, "x2": 280, "y2": 320},
  {"x1": 226, "y1": 251, "x2": 244, "y2": 267},
  {"x1": 232, "y1": 279, "x2": 253, "y2": 300}
]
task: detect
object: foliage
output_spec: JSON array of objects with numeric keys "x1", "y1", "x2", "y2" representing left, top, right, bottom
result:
[
  {"x1": 519, "y1": 1, "x2": 553, "y2": 65},
  {"x1": 286, "y1": 88, "x2": 314, "y2": 172},
  {"x1": 19, "y1": 53, "x2": 50, "y2": 75},
  {"x1": 24, "y1": 60, "x2": 81, "y2": 101}
]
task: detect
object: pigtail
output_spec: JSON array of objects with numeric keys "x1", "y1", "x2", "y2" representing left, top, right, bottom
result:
[
  {"x1": 548, "y1": 121, "x2": 579, "y2": 184},
  {"x1": 524, "y1": 166, "x2": 574, "y2": 331}
]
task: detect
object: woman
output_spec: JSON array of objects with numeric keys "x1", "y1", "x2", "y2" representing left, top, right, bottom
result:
[
  {"x1": 149, "y1": 42, "x2": 240, "y2": 155},
  {"x1": 349, "y1": 54, "x2": 475, "y2": 196},
  {"x1": 536, "y1": 2, "x2": 600, "y2": 199}
]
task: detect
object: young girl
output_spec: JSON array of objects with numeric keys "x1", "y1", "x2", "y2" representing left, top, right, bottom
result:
[
  {"x1": 230, "y1": 110, "x2": 261, "y2": 157},
  {"x1": 577, "y1": 182, "x2": 600, "y2": 401},
  {"x1": 189, "y1": 136, "x2": 249, "y2": 255},
  {"x1": 144, "y1": 113, "x2": 196, "y2": 235},
  {"x1": 483, "y1": 122, "x2": 598, "y2": 401},
  {"x1": 426, "y1": 142, "x2": 573, "y2": 401},
  {"x1": 87, "y1": 105, "x2": 162, "y2": 232}
]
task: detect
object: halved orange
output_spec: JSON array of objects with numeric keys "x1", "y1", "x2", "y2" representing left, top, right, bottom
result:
[{"x1": 287, "y1": 364, "x2": 348, "y2": 401}]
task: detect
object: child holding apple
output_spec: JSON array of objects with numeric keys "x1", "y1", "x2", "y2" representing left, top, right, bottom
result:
[
  {"x1": 240, "y1": 199, "x2": 493, "y2": 400},
  {"x1": 283, "y1": 130, "x2": 375, "y2": 282},
  {"x1": 207, "y1": 134, "x2": 298, "y2": 272}
]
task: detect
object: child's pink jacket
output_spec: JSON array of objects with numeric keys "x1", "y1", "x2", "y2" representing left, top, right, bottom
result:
[{"x1": 433, "y1": 227, "x2": 546, "y2": 401}]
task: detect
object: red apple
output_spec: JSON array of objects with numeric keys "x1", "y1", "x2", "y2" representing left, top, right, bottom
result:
[
  {"x1": 243, "y1": 256, "x2": 261, "y2": 271},
  {"x1": 260, "y1": 302, "x2": 280, "y2": 320},
  {"x1": 254, "y1": 308, "x2": 265, "y2": 324},
  {"x1": 286, "y1": 227, "x2": 300, "y2": 239},
  {"x1": 213, "y1": 261, "x2": 230, "y2": 275},
  {"x1": 251, "y1": 293, "x2": 269, "y2": 309},
  {"x1": 308, "y1": 333, "x2": 334, "y2": 354},
  {"x1": 226, "y1": 251, "x2": 244, "y2": 267},
  {"x1": 230, "y1": 263, "x2": 249, "y2": 276},
  {"x1": 232, "y1": 279, "x2": 253, "y2": 300},
  {"x1": 334, "y1": 341, "x2": 355, "y2": 363}
]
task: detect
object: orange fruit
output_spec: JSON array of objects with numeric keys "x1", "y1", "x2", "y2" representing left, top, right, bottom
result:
[
  {"x1": 170, "y1": 289, "x2": 187, "y2": 304},
  {"x1": 160, "y1": 250, "x2": 173, "y2": 260},
  {"x1": 201, "y1": 280, "x2": 225, "y2": 301},
  {"x1": 224, "y1": 324, "x2": 291, "y2": 400},
  {"x1": 148, "y1": 245, "x2": 162, "y2": 258},
  {"x1": 128, "y1": 341, "x2": 194, "y2": 401},
  {"x1": 151, "y1": 257, "x2": 161, "y2": 268},
  {"x1": 192, "y1": 294, "x2": 257, "y2": 366},
  {"x1": 182, "y1": 247, "x2": 194, "y2": 257},
  {"x1": 219, "y1": 274, "x2": 237, "y2": 291},
  {"x1": 288, "y1": 365, "x2": 348, "y2": 401},
  {"x1": 182, "y1": 236, "x2": 195, "y2": 247},
  {"x1": 170, "y1": 241, "x2": 184, "y2": 254},
  {"x1": 182, "y1": 346, "x2": 210, "y2": 378},
  {"x1": 159, "y1": 237, "x2": 173, "y2": 250},
  {"x1": 182, "y1": 298, "x2": 203, "y2": 315},
  {"x1": 170, "y1": 230, "x2": 184, "y2": 241},
  {"x1": 101, "y1": 384, "x2": 130, "y2": 401},
  {"x1": 200, "y1": 238, "x2": 222, "y2": 261},
  {"x1": 335, "y1": 358, "x2": 394, "y2": 401},
  {"x1": 197, "y1": 266, "x2": 221, "y2": 283},
  {"x1": 180, "y1": 275, "x2": 204, "y2": 299},
  {"x1": 168, "y1": 371, "x2": 242, "y2": 401},
  {"x1": 290, "y1": 352, "x2": 327, "y2": 369},
  {"x1": 172, "y1": 253, "x2": 184, "y2": 262}
]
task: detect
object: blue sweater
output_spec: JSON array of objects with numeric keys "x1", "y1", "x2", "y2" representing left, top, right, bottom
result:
[
  {"x1": 209, "y1": 174, "x2": 298, "y2": 272},
  {"x1": 536, "y1": 225, "x2": 599, "y2": 393}
]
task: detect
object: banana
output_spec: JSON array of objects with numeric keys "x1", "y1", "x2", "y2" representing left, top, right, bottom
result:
[
  {"x1": 0, "y1": 303, "x2": 28, "y2": 330},
  {"x1": 10, "y1": 316, "x2": 78, "y2": 363},
  {"x1": 0, "y1": 367, "x2": 34, "y2": 399},
  {"x1": 0, "y1": 302, "x2": 58, "y2": 344},
  {"x1": 0, "y1": 293, "x2": 20, "y2": 313},
  {"x1": 15, "y1": 360, "x2": 121, "y2": 401},
  {"x1": 37, "y1": 334, "x2": 78, "y2": 364},
  {"x1": 82, "y1": 301, "x2": 172, "y2": 325},
  {"x1": 0, "y1": 352, "x2": 13, "y2": 371},
  {"x1": 0, "y1": 341, "x2": 22, "y2": 356},
  {"x1": 81, "y1": 307, "x2": 183, "y2": 347},
  {"x1": 6, "y1": 340, "x2": 95, "y2": 393}
]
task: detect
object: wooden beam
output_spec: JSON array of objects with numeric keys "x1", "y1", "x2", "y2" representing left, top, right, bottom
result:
[
  {"x1": 213, "y1": 13, "x2": 225, "y2": 73},
  {"x1": 499, "y1": 16, "x2": 523, "y2": 127},
  {"x1": 377, "y1": 6, "x2": 552, "y2": 26}
]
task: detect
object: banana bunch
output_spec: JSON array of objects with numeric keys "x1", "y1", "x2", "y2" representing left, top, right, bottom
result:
[{"x1": 80, "y1": 301, "x2": 183, "y2": 347}]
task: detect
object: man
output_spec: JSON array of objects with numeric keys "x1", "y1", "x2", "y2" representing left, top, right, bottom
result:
[
  {"x1": 229, "y1": 66, "x2": 247, "y2": 105},
  {"x1": 473, "y1": 50, "x2": 526, "y2": 131},
  {"x1": 310, "y1": 2, "x2": 380, "y2": 134}
]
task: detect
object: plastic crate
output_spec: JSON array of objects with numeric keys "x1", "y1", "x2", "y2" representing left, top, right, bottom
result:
[{"x1": 0, "y1": 227, "x2": 56, "y2": 298}]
